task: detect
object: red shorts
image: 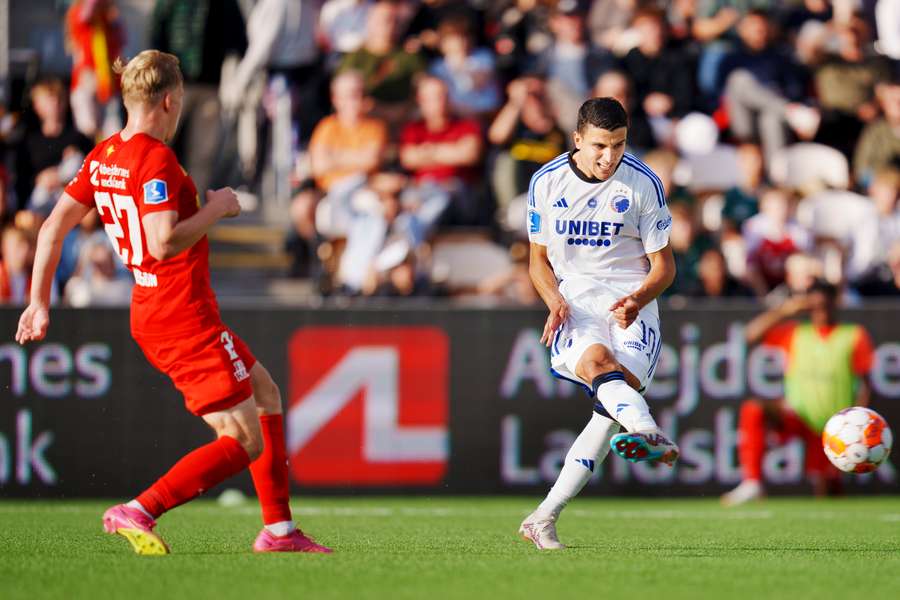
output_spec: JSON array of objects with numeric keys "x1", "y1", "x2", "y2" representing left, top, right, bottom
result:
[
  {"x1": 135, "y1": 324, "x2": 257, "y2": 416},
  {"x1": 774, "y1": 405, "x2": 837, "y2": 478}
]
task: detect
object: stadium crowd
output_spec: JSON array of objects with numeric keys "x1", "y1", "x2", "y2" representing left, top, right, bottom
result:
[{"x1": 1, "y1": 0, "x2": 899, "y2": 305}]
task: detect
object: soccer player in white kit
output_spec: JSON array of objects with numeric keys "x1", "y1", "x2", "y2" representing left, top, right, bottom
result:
[{"x1": 519, "y1": 97, "x2": 680, "y2": 550}]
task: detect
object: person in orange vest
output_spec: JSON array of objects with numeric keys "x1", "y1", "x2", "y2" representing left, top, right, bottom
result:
[{"x1": 722, "y1": 280, "x2": 875, "y2": 506}]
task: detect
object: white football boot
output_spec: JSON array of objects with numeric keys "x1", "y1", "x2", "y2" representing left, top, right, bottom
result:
[
  {"x1": 519, "y1": 512, "x2": 566, "y2": 550},
  {"x1": 720, "y1": 479, "x2": 765, "y2": 507}
]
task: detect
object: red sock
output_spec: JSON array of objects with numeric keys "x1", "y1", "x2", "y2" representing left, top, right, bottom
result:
[
  {"x1": 137, "y1": 436, "x2": 250, "y2": 518},
  {"x1": 737, "y1": 400, "x2": 765, "y2": 481},
  {"x1": 249, "y1": 414, "x2": 293, "y2": 525}
]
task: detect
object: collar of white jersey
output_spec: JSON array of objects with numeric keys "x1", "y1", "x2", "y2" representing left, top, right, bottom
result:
[{"x1": 567, "y1": 149, "x2": 623, "y2": 184}]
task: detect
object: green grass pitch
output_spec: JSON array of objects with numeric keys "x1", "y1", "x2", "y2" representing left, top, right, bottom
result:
[{"x1": 1, "y1": 496, "x2": 899, "y2": 600}]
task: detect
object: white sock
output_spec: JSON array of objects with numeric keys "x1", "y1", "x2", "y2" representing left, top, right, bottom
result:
[
  {"x1": 265, "y1": 520, "x2": 296, "y2": 537},
  {"x1": 535, "y1": 412, "x2": 620, "y2": 520},
  {"x1": 594, "y1": 374, "x2": 658, "y2": 432},
  {"x1": 126, "y1": 499, "x2": 154, "y2": 520}
]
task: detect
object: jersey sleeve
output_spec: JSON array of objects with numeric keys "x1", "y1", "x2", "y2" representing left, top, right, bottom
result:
[
  {"x1": 526, "y1": 168, "x2": 550, "y2": 245},
  {"x1": 137, "y1": 147, "x2": 184, "y2": 215},
  {"x1": 763, "y1": 321, "x2": 797, "y2": 353},
  {"x1": 64, "y1": 151, "x2": 98, "y2": 207},
  {"x1": 637, "y1": 176, "x2": 671, "y2": 255},
  {"x1": 852, "y1": 326, "x2": 875, "y2": 376}
]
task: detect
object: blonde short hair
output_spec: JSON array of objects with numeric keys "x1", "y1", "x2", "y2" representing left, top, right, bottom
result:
[{"x1": 113, "y1": 50, "x2": 183, "y2": 107}]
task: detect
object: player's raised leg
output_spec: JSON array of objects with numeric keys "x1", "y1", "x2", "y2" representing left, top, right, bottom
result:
[
  {"x1": 575, "y1": 344, "x2": 679, "y2": 466},
  {"x1": 520, "y1": 407, "x2": 620, "y2": 550},
  {"x1": 103, "y1": 396, "x2": 262, "y2": 555},
  {"x1": 247, "y1": 363, "x2": 331, "y2": 553}
]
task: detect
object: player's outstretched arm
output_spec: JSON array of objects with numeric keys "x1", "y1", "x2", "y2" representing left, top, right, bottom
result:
[
  {"x1": 610, "y1": 243, "x2": 676, "y2": 329},
  {"x1": 529, "y1": 242, "x2": 568, "y2": 346},
  {"x1": 16, "y1": 194, "x2": 92, "y2": 344},
  {"x1": 143, "y1": 187, "x2": 240, "y2": 260}
]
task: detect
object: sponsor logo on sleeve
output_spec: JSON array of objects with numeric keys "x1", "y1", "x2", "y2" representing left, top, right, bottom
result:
[
  {"x1": 143, "y1": 179, "x2": 168, "y2": 205},
  {"x1": 656, "y1": 216, "x2": 673, "y2": 231},
  {"x1": 528, "y1": 209, "x2": 542, "y2": 234}
]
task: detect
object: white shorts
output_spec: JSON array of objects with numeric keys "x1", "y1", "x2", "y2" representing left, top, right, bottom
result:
[{"x1": 549, "y1": 289, "x2": 663, "y2": 393}]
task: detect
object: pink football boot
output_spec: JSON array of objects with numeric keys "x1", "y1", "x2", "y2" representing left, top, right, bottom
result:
[
  {"x1": 253, "y1": 528, "x2": 333, "y2": 553},
  {"x1": 102, "y1": 504, "x2": 170, "y2": 555}
]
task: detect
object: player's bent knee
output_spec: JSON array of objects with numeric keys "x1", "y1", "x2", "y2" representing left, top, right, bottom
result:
[
  {"x1": 251, "y1": 363, "x2": 283, "y2": 415},
  {"x1": 575, "y1": 357, "x2": 621, "y2": 383}
]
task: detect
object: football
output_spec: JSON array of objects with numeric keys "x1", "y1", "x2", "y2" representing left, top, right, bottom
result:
[{"x1": 822, "y1": 407, "x2": 893, "y2": 473}]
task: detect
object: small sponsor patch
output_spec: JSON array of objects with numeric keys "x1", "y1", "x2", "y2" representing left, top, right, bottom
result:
[
  {"x1": 528, "y1": 209, "x2": 542, "y2": 234},
  {"x1": 587, "y1": 197, "x2": 598, "y2": 208},
  {"x1": 612, "y1": 195, "x2": 630, "y2": 213},
  {"x1": 656, "y1": 216, "x2": 673, "y2": 230},
  {"x1": 143, "y1": 179, "x2": 168, "y2": 205},
  {"x1": 624, "y1": 340, "x2": 646, "y2": 352}
]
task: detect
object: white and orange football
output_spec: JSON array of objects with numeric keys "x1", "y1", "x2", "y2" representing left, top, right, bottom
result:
[{"x1": 822, "y1": 407, "x2": 893, "y2": 474}]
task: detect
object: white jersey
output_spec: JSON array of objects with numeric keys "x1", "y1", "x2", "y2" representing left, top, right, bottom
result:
[{"x1": 526, "y1": 151, "x2": 672, "y2": 308}]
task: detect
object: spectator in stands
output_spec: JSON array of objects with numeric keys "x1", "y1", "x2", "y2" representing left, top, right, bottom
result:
[
  {"x1": 404, "y1": 0, "x2": 487, "y2": 59},
  {"x1": 491, "y1": 0, "x2": 554, "y2": 81},
  {"x1": 538, "y1": 0, "x2": 618, "y2": 134},
  {"x1": 64, "y1": 236, "x2": 132, "y2": 307},
  {"x1": 722, "y1": 143, "x2": 764, "y2": 235},
  {"x1": 693, "y1": 1, "x2": 781, "y2": 102},
  {"x1": 65, "y1": 0, "x2": 125, "y2": 138},
  {"x1": 319, "y1": 0, "x2": 373, "y2": 57},
  {"x1": 854, "y1": 74, "x2": 900, "y2": 188},
  {"x1": 219, "y1": 0, "x2": 323, "y2": 147},
  {"x1": 588, "y1": 0, "x2": 638, "y2": 54},
  {"x1": 722, "y1": 10, "x2": 819, "y2": 159},
  {"x1": 399, "y1": 75, "x2": 483, "y2": 226},
  {"x1": 56, "y1": 206, "x2": 109, "y2": 291},
  {"x1": 150, "y1": 0, "x2": 247, "y2": 192},
  {"x1": 854, "y1": 167, "x2": 900, "y2": 295},
  {"x1": 428, "y1": 13, "x2": 500, "y2": 119},
  {"x1": 666, "y1": 202, "x2": 715, "y2": 297},
  {"x1": 813, "y1": 18, "x2": 892, "y2": 159},
  {"x1": 335, "y1": 169, "x2": 417, "y2": 295},
  {"x1": 369, "y1": 245, "x2": 444, "y2": 297},
  {"x1": 592, "y1": 70, "x2": 655, "y2": 152},
  {"x1": 764, "y1": 251, "x2": 825, "y2": 306},
  {"x1": 622, "y1": 7, "x2": 695, "y2": 146},
  {"x1": 13, "y1": 78, "x2": 91, "y2": 218},
  {"x1": 291, "y1": 71, "x2": 388, "y2": 276},
  {"x1": 0, "y1": 225, "x2": 57, "y2": 305},
  {"x1": 339, "y1": 0, "x2": 425, "y2": 125},
  {"x1": 695, "y1": 247, "x2": 754, "y2": 298},
  {"x1": 743, "y1": 187, "x2": 812, "y2": 296},
  {"x1": 488, "y1": 76, "x2": 566, "y2": 217},
  {"x1": 310, "y1": 71, "x2": 388, "y2": 196}
]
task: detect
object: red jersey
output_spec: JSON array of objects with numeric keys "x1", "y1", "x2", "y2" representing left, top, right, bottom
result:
[
  {"x1": 65, "y1": 132, "x2": 221, "y2": 337},
  {"x1": 399, "y1": 118, "x2": 481, "y2": 184}
]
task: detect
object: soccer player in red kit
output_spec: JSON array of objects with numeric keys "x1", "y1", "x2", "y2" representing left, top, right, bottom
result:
[{"x1": 15, "y1": 50, "x2": 331, "y2": 555}]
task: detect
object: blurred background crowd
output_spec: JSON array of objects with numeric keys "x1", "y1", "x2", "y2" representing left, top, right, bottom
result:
[{"x1": 1, "y1": 0, "x2": 899, "y2": 307}]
